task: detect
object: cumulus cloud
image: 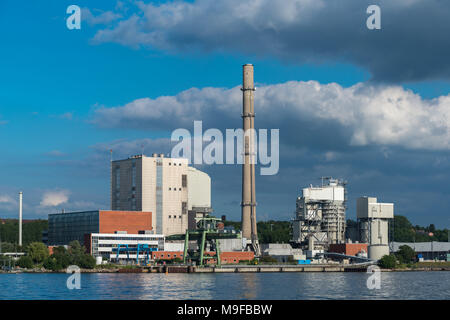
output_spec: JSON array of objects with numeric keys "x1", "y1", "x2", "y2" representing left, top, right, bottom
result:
[
  {"x1": 0, "y1": 195, "x2": 15, "y2": 204},
  {"x1": 92, "y1": 137, "x2": 174, "y2": 160},
  {"x1": 40, "y1": 190, "x2": 70, "y2": 207},
  {"x1": 91, "y1": 0, "x2": 450, "y2": 82},
  {"x1": 93, "y1": 81, "x2": 450, "y2": 151},
  {"x1": 45, "y1": 150, "x2": 67, "y2": 157},
  {"x1": 82, "y1": 7, "x2": 123, "y2": 26}
]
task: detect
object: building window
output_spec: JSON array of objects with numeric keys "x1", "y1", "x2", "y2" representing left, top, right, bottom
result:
[
  {"x1": 115, "y1": 166, "x2": 120, "y2": 190},
  {"x1": 131, "y1": 161, "x2": 136, "y2": 188},
  {"x1": 182, "y1": 174, "x2": 187, "y2": 187},
  {"x1": 182, "y1": 202, "x2": 187, "y2": 215}
]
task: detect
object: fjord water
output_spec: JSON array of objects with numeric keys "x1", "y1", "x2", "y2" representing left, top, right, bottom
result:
[{"x1": 0, "y1": 272, "x2": 449, "y2": 300}]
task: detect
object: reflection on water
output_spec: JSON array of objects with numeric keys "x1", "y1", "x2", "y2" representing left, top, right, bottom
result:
[{"x1": 0, "y1": 272, "x2": 449, "y2": 300}]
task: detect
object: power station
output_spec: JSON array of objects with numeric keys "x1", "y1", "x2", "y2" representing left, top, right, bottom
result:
[{"x1": 292, "y1": 178, "x2": 347, "y2": 252}]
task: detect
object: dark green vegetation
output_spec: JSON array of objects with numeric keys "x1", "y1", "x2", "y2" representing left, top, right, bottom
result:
[
  {"x1": 42, "y1": 241, "x2": 96, "y2": 271},
  {"x1": 27, "y1": 242, "x2": 49, "y2": 263},
  {"x1": 393, "y1": 215, "x2": 448, "y2": 242},
  {"x1": 17, "y1": 256, "x2": 33, "y2": 269},
  {"x1": 227, "y1": 215, "x2": 448, "y2": 244},
  {"x1": 379, "y1": 245, "x2": 422, "y2": 269},
  {"x1": 378, "y1": 254, "x2": 397, "y2": 269},
  {"x1": 1, "y1": 240, "x2": 96, "y2": 271},
  {"x1": 224, "y1": 220, "x2": 291, "y2": 244},
  {"x1": 396, "y1": 245, "x2": 416, "y2": 264},
  {"x1": 347, "y1": 215, "x2": 448, "y2": 243},
  {"x1": 0, "y1": 219, "x2": 48, "y2": 247}
]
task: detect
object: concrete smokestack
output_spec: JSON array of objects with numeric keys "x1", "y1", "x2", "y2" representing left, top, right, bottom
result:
[
  {"x1": 241, "y1": 64, "x2": 260, "y2": 256},
  {"x1": 19, "y1": 191, "x2": 23, "y2": 247}
]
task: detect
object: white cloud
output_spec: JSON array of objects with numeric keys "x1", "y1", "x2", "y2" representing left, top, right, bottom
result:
[
  {"x1": 93, "y1": 81, "x2": 450, "y2": 151},
  {"x1": 90, "y1": 0, "x2": 450, "y2": 81},
  {"x1": 46, "y1": 150, "x2": 66, "y2": 157},
  {"x1": 82, "y1": 7, "x2": 122, "y2": 26},
  {"x1": 0, "y1": 195, "x2": 15, "y2": 204},
  {"x1": 40, "y1": 190, "x2": 70, "y2": 207}
]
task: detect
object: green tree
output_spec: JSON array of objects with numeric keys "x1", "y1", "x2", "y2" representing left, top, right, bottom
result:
[
  {"x1": 0, "y1": 219, "x2": 48, "y2": 245},
  {"x1": 257, "y1": 220, "x2": 291, "y2": 244},
  {"x1": 79, "y1": 254, "x2": 96, "y2": 269},
  {"x1": 17, "y1": 256, "x2": 34, "y2": 269},
  {"x1": 52, "y1": 252, "x2": 71, "y2": 269},
  {"x1": 27, "y1": 242, "x2": 49, "y2": 263},
  {"x1": 378, "y1": 254, "x2": 397, "y2": 269},
  {"x1": 396, "y1": 245, "x2": 416, "y2": 263},
  {"x1": 43, "y1": 256, "x2": 62, "y2": 271},
  {"x1": 393, "y1": 215, "x2": 415, "y2": 242},
  {"x1": 259, "y1": 255, "x2": 278, "y2": 264}
]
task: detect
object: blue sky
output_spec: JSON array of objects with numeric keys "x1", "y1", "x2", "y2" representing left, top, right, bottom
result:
[{"x1": 0, "y1": 0, "x2": 449, "y2": 228}]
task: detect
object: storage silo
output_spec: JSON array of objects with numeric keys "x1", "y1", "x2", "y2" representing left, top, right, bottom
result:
[{"x1": 357, "y1": 197, "x2": 394, "y2": 261}]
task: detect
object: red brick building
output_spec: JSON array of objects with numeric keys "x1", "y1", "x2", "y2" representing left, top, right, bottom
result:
[
  {"x1": 151, "y1": 251, "x2": 254, "y2": 264},
  {"x1": 48, "y1": 210, "x2": 152, "y2": 246},
  {"x1": 328, "y1": 243, "x2": 368, "y2": 256},
  {"x1": 98, "y1": 210, "x2": 152, "y2": 234}
]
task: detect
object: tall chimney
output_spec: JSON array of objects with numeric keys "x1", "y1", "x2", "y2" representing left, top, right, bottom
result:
[
  {"x1": 241, "y1": 64, "x2": 260, "y2": 256},
  {"x1": 19, "y1": 191, "x2": 23, "y2": 247}
]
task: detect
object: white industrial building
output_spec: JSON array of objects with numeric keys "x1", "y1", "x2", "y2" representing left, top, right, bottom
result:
[
  {"x1": 111, "y1": 154, "x2": 211, "y2": 236},
  {"x1": 87, "y1": 233, "x2": 165, "y2": 263},
  {"x1": 357, "y1": 197, "x2": 394, "y2": 261},
  {"x1": 292, "y1": 178, "x2": 347, "y2": 250}
]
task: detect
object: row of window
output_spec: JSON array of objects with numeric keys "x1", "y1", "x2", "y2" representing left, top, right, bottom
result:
[
  {"x1": 168, "y1": 215, "x2": 182, "y2": 219},
  {"x1": 168, "y1": 187, "x2": 182, "y2": 191},
  {"x1": 93, "y1": 236, "x2": 163, "y2": 241}
]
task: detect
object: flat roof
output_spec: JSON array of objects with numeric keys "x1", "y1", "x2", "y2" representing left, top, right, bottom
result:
[{"x1": 91, "y1": 233, "x2": 164, "y2": 238}]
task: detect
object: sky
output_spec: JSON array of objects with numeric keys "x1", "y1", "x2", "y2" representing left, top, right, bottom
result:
[{"x1": 0, "y1": 0, "x2": 449, "y2": 228}]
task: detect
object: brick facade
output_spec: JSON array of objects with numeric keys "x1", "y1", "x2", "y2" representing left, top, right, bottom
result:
[
  {"x1": 328, "y1": 243, "x2": 368, "y2": 256},
  {"x1": 151, "y1": 251, "x2": 254, "y2": 264},
  {"x1": 98, "y1": 210, "x2": 152, "y2": 234}
]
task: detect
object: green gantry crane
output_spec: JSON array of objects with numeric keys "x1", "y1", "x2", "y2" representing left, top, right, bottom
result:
[{"x1": 166, "y1": 215, "x2": 240, "y2": 267}]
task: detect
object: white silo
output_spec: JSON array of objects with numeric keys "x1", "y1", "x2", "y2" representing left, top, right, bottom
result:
[{"x1": 357, "y1": 197, "x2": 394, "y2": 260}]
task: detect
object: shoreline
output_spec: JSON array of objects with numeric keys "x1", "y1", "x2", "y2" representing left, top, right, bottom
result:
[{"x1": 2, "y1": 265, "x2": 450, "y2": 274}]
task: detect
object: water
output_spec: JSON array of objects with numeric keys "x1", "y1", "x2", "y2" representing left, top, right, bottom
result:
[{"x1": 0, "y1": 272, "x2": 449, "y2": 300}]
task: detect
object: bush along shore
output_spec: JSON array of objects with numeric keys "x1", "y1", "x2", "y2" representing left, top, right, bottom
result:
[
  {"x1": 378, "y1": 245, "x2": 450, "y2": 271},
  {"x1": 1, "y1": 240, "x2": 98, "y2": 273}
]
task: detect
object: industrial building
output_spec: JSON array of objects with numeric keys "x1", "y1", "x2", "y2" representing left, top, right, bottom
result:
[
  {"x1": 390, "y1": 242, "x2": 450, "y2": 261},
  {"x1": 48, "y1": 210, "x2": 152, "y2": 246},
  {"x1": 292, "y1": 178, "x2": 347, "y2": 251},
  {"x1": 261, "y1": 244, "x2": 304, "y2": 263},
  {"x1": 85, "y1": 233, "x2": 165, "y2": 263},
  {"x1": 328, "y1": 243, "x2": 368, "y2": 257},
  {"x1": 357, "y1": 197, "x2": 394, "y2": 261},
  {"x1": 111, "y1": 154, "x2": 211, "y2": 236}
]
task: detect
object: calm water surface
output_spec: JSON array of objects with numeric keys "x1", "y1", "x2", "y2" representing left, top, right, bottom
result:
[{"x1": 1, "y1": 272, "x2": 449, "y2": 300}]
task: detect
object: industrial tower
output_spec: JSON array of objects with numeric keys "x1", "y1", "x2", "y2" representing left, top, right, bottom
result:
[{"x1": 241, "y1": 64, "x2": 260, "y2": 256}]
